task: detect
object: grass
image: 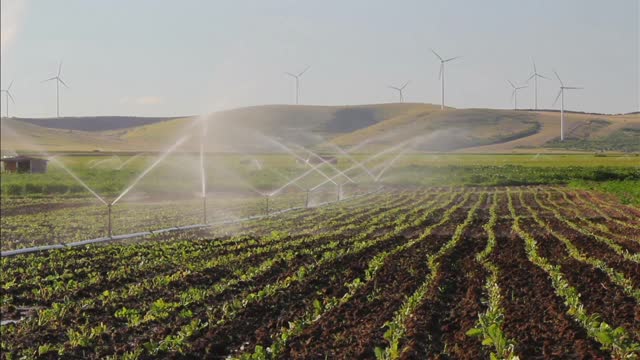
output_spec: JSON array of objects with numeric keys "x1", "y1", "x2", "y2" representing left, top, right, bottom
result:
[
  {"x1": 1, "y1": 153, "x2": 638, "y2": 197},
  {"x1": 569, "y1": 180, "x2": 640, "y2": 206}
]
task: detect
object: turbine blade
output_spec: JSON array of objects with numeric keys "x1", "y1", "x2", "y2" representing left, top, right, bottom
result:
[
  {"x1": 553, "y1": 70, "x2": 563, "y2": 86},
  {"x1": 430, "y1": 49, "x2": 443, "y2": 61},
  {"x1": 298, "y1": 65, "x2": 310, "y2": 77},
  {"x1": 532, "y1": 58, "x2": 537, "y2": 73},
  {"x1": 517, "y1": 85, "x2": 528, "y2": 90},
  {"x1": 511, "y1": 90, "x2": 516, "y2": 101},
  {"x1": 8, "y1": 92, "x2": 15, "y2": 103},
  {"x1": 8, "y1": 80, "x2": 14, "y2": 90},
  {"x1": 58, "y1": 78, "x2": 69, "y2": 88},
  {"x1": 388, "y1": 86, "x2": 400, "y2": 90},
  {"x1": 285, "y1": 72, "x2": 297, "y2": 78},
  {"x1": 42, "y1": 77, "x2": 57, "y2": 82},
  {"x1": 552, "y1": 89, "x2": 562, "y2": 106},
  {"x1": 444, "y1": 56, "x2": 460, "y2": 62},
  {"x1": 58, "y1": 61, "x2": 63, "y2": 77},
  {"x1": 507, "y1": 80, "x2": 515, "y2": 88},
  {"x1": 538, "y1": 74, "x2": 550, "y2": 80},
  {"x1": 564, "y1": 86, "x2": 583, "y2": 90},
  {"x1": 401, "y1": 81, "x2": 410, "y2": 89},
  {"x1": 527, "y1": 73, "x2": 536, "y2": 81}
]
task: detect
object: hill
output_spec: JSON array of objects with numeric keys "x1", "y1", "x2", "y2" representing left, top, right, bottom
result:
[
  {"x1": 1, "y1": 104, "x2": 639, "y2": 153},
  {"x1": 12, "y1": 116, "x2": 183, "y2": 132}
]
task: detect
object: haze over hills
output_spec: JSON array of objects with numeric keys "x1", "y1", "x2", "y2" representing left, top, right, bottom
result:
[{"x1": 1, "y1": 103, "x2": 639, "y2": 154}]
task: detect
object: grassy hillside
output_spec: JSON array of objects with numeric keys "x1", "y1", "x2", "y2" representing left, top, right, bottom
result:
[
  {"x1": 2, "y1": 104, "x2": 638, "y2": 153},
  {"x1": 13, "y1": 116, "x2": 183, "y2": 132}
]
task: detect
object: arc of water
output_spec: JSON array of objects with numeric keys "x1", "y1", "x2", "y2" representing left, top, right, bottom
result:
[
  {"x1": 310, "y1": 139, "x2": 414, "y2": 190},
  {"x1": 111, "y1": 135, "x2": 190, "y2": 205},
  {"x1": 292, "y1": 144, "x2": 356, "y2": 184},
  {"x1": 50, "y1": 157, "x2": 108, "y2": 205},
  {"x1": 116, "y1": 153, "x2": 143, "y2": 170},
  {"x1": 267, "y1": 168, "x2": 306, "y2": 191},
  {"x1": 270, "y1": 166, "x2": 319, "y2": 197},
  {"x1": 327, "y1": 143, "x2": 375, "y2": 180},
  {"x1": 374, "y1": 147, "x2": 411, "y2": 182},
  {"x1": 258, "y1": 135, "x2": 339, "y2": 186}
]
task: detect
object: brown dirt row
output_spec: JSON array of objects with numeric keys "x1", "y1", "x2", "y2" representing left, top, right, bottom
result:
[
  {"x1": 399, "y1": 201, "x2": 490, "y2": 359},
  {"x1": 526, "y1": 192, "x2": 640, "y2": 287},
  {"x1": 3, "y1": 192, "x2": 421, "y2": 308},
  {"x1": 545, "y1": 190, "x2": 640, "y2": 251},
  {"x1": 280, "y1": 195, "x2": 482, "y2": 359},
  {"x1": 135, "y1": 193, "x2": 472, "y2": 359},
  {"x1": 490, "y1": 216, "x2": 607, "y2": 358},
  {"x1": 515, "y1": 195, "x2": 640, "y2": 342},
  {"x1": 576, "y1": 190, "x2": 640, "y2": 226}
]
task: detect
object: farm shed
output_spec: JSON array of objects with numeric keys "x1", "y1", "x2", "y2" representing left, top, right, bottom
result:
[{"x1": 0, "y1": 156, "x2": 49, "y2": 173}]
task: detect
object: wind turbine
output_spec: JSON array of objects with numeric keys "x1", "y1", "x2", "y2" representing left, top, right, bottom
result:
[
  {"x1": 507, "y1": 80, "x2": 527, "y2": 110},
  {"x1": 285, "y1": 66, "x2": 310, "y2": 105},
  {"x1": 42, "y1": 62, "x2": 69, "y2": 117},
  {"x1": 552, "y1": 70, "x2": 583, "y2": 141},
  {"x1": 0, "y1": 81, "x2": 15, "y2": 118},
  {"x1": 527, "y1": 59, "x2": 549, "y2": 110},
  {"x1": 388, "y1": 81, "x2": 409, "y2": 103},
  {"x1": 431, "y1": 49, "x2": 460, "y2": 110}
]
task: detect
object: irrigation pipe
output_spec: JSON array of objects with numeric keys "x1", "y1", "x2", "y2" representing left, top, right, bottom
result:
[{"x1": 1, "y1": 186, "x2": 383, "y2": 257}]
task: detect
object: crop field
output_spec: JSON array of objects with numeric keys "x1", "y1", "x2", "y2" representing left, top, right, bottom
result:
[{"x1": 2, "y1": 186, "x2": 639, "y2": 359}]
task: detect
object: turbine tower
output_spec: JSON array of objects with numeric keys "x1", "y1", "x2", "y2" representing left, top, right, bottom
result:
[
  {"x1": 0, "y1": 81, "x2": 15, "y2": 119},
  {"x1": 42, "y1": 62, "x2": 69, "y2": 117},
  {"x1": 552, "y1": 70, "x2": 582, "y2": 141},
  {"x1": 507, "y1": 80, "x2": 527, "y2": 110},
  {"x1": 285, "y1": 66, "x2": 310, "y2": 105},
  {"x1": 431, "y1": 49, "x2": 460, "y2": 110},
  {"x1": 388, "y1": 81, "x2": 409, "y2": 103},
  {"x1": 527, "y1": 59, "x2": 548, "y2": 110}
]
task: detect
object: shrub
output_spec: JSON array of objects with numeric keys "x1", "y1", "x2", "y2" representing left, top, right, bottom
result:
[
  {"x1": 43, "y1": 183, "x2": 69, "y2": 195},
  {"x1": 4, "y1": 183, "x2": 24, "y2": 196},
  {"x1": 24, "y1": 183, "x2": 43, "y2": 194}
]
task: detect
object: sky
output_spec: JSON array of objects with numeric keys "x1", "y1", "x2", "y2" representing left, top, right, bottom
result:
[{"x1": 1, "y1": 0, "x2": 638, "y2": 117}]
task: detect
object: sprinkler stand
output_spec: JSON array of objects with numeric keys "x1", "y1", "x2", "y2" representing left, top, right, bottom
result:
[
  {"x1": 265, "y1": 195, "x2": 270, "y2": 216},
  {"x1": 203, "y1": 195, "x2": 207, "y2": 224},
  {"x1": 305, "y1": 189, "x2": 310, "y2": 208},
  {"x1": 107, "y1": 204, "x2": 113, "y2": 238}
]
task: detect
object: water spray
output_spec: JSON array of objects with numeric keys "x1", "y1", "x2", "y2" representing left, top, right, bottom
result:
[{"x1": 111, "y1": 135, "x2": 190, "y2": 206}]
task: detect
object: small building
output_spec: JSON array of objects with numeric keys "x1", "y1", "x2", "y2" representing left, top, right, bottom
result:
[{"x1": 0, "y1": 156, "x2": 49, "y2": 173}]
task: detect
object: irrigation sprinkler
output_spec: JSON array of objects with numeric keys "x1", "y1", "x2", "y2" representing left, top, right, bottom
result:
[
  {"x1": 107, "y1": 204, "x2": 113, "y2": 238},
  {"x1": 265, "y1": 195, "x2": 270, "y2": 215},
  {"x1": 337, "y1": 183, "x2": 343, "y2": 202},
  {"x1": 202, "y1": 195, "x2": 207, "y2": 224},
  {"x1": 305, "y1": 189, "x2": 310, "y2": 208}
]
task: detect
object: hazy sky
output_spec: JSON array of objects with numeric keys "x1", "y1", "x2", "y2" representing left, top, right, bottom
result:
[{"x1": 1, "y1": 0, "x2": 638, "y2": 117}]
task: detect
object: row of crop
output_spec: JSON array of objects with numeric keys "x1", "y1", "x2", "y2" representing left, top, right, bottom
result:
[
  {"x1": 129, "y1": 191, "x2": 464, "y2": 358},
  {"x1": 1, "y1": 191, "x2": 407, "y2": 302},
  {"x1": 530, "y1": 190, "x2": 640, "y2": 264},
  {"x1": 2, "y1": 191, "x2": 417, "y2": 308},
  {"x1": 374, "y1": 192, "x2": 485, "y2": 359},
  {"x1": 466, "y1": 192, "x2": 519, "y2": 359},
  {"x1": 234, "y1": 192, "x2": 475, "y2": 359},
  {"x1": 507, "y1": 190, "x2": 640, "y2": 359},
  {"x1": 565, "y1": 189, "x2": 640, "y2": 231},
  {"x1": 541, "y1": 189, "x2": 640, "y2": 251},
  {"x1": 519, "y1": 191, "x2": 640, "y2": 302},
  {"x1": 2, "y1": 191, "x2": 451, "y2": 357}
]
